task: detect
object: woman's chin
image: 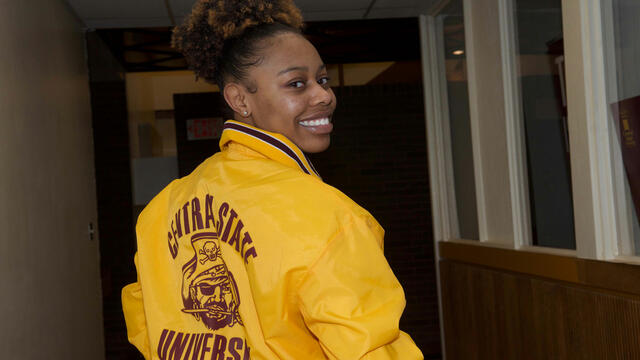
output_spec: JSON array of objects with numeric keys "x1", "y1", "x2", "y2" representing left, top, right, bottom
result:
[{"x1": 299, "y1": 136, "x2": 331, "y2": 154}]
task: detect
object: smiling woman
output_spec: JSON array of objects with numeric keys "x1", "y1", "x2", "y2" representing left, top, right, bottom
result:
[
  {"x1": 224, "y1": 33, "x2": 337, "y2": 153},
  {"x1": 121, "y1": 1, "x2": 423, "y2": 359}
]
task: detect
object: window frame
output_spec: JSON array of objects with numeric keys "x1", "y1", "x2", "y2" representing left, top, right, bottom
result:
[{"x1": 421, "y1": 0, "x2": 638, "y2": 262}]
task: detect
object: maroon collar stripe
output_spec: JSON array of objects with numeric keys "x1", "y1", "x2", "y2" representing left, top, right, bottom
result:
[
  {"x1": 303, "y1": 152, "x2": 321, "y2": 177},
  {"x1": 223, "y1": 122, "x2": 313, "y2": 175}
]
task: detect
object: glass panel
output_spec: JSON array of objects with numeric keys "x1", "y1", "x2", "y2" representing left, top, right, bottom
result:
[
  {"x1": 437, "y1": 0, "x2": 479, "y2": 240},
  {"x1": 515, "y1": 0, "x2": 576, "y2": 249},
  {"x1": 601, "y1": 0, "x2": 640, "y2": 255}
]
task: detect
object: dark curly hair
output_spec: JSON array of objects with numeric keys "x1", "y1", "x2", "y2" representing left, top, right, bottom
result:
[{"x1": 172, "y1": 0, "x2": 304, "y2": 89}]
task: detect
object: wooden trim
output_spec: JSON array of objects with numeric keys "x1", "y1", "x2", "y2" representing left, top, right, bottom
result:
[
  {"x1": 440, "y1": 241, "x2": 580, "y2": 283},
  {"x1": 581, "y1": 259, "x2": 640, "y2": 297},
  {"x1": 439, "y1": 241, "x2": 640, "y2": 297}
]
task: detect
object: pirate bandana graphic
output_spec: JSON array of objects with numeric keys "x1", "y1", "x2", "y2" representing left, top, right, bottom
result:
[{"x1": 181, "y1": 232, "x2": 243, "y2": 330}]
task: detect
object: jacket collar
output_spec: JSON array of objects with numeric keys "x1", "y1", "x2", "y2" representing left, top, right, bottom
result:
[{"x1": 219, "y1": 120, "x2": 321, "y2": 179}]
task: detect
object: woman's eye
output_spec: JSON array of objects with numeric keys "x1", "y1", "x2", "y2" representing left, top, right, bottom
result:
[
  {"x1": 289, "y1": 81, "x2": 305, "y2": 88},
  {"x1": 318, "y1": 77, "x2": 330, "y2": 85}
]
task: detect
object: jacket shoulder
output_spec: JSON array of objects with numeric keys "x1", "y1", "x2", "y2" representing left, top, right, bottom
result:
[{"x1": 236, "y1": 164, "x2": 384, "y2": 241}]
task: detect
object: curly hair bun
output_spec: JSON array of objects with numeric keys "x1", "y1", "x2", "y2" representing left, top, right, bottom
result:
[{"x1": 172, "y1": 0, "x2": 304, "y2": 85}]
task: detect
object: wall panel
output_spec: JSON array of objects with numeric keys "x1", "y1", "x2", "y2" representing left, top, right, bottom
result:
[
  {"x1": 0, "y1": 0, "x2": 104, "y2": 358},
  {"x1": 441, "y1": 259, "x2": 640, "y2": 359}
]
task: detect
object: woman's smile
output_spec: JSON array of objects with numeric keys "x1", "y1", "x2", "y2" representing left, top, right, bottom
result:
[{"x1": 298, "y1": 114, "x2": 333, "y2": 134}]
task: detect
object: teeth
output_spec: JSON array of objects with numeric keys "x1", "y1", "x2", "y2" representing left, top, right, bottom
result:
[{"x1": 300, "y1": 118, "x2": 330, "y2": 127}]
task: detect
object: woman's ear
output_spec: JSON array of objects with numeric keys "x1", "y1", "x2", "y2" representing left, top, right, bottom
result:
[{"x1": 223, "y1": 83, "x2": 251, "y2": 118}]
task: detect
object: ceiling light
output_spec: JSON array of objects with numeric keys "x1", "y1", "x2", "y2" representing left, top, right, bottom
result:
[{"x1": 452, "y1": 50, "x2": 464, "y2": 56}]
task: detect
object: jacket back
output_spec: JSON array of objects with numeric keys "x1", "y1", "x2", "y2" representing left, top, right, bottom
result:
[{"x1": 122, "y1": 120, "x2": 423, "y2": 360}]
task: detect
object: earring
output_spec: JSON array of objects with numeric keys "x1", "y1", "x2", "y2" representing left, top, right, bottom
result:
[{"x1": 243, "y1": 111, "x2": 248, "y2": 116}]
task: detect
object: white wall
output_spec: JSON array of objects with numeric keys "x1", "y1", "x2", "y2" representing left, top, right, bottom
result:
[{"x1": 0, "y1": 0, "x2": 105, "y2": 358}]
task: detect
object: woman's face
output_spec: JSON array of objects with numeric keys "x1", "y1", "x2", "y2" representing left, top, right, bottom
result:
[{"x1": 235, "y1": 32, "x2": 337, "y2": 153}]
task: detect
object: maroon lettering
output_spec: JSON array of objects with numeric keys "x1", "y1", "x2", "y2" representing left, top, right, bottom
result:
[
  {"x1": 184, "y1": 332, "x2": 196, "y2": 359},
  {"x1": 240, "y1": 233, "x2": 253, "y2": 258},
  {"x1": 175, "y1": 209, "x2": 183, "y2": 239},
  {"x1": 217, "y1": 202, "x2": 229, "y2": 235},
  {"x1": 191, "y1": 334, "x2": 204, "y2": 360},
  {"x1": 244, "y1": 247, "x2": 258, "y2": 264},
  {"x1": 171, "y1": 219, "x2": 180, "y2": 245},
  {"x1": 159, "y1": 331, "x2": 251, "y2": 360},
  {"x1": 200, "y1": 333, "x2": 213, "y2": 360},
  {"x1": 183, "y1": 202, "x2": 191, "y2": 235},
  {"x1": 168, "y1": 232, "x2": 178, "y2": 259},
  {"x1": 243, "y1": 345, "x2": 251, "y2": 360},
  {"x1": 221, "y1": 209, "x2": 238, "y2": 243},
  {"x1": 157, "y1": 329, "x2": 169, "y2": 360},
  {"x1": 205, "y1": 195, "x2": 216, "y2": 229},
  {"x1": 228, "y1": 220, "x2": 243, "y2": 252},
  {"x1": 159, "y1": 329, "x2": 175, "y2": 360},
  {"x1": 210, "y1": 334, "x2": 227, "y2": 360},
  {"x1": 228, "y1": 337, "x2": 243, "y2": 360},
  {"x1": 168, "y1": 332, "x2": 191, "y2": 360},
  {"x1": 191, "y1": 197, "x2": 204, "y2": 231}
]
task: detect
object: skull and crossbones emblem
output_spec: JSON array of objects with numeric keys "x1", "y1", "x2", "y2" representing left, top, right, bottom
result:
[{"x1": 199, "y1": 241, "x2": 221, "y2": 264}]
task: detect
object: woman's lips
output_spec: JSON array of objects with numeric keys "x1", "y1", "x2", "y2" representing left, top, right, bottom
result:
[{"x1": 298, "y1": 117, "x2": 333, "y2": 134}]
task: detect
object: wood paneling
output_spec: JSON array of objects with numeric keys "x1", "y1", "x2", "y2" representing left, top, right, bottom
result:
[
  {"x1": 440, "y1": 241, "x2": 580, "y2": 283},
  {"x1": 440, "y1": 241, "x2": 640, "y2": 297},
  {"x1": 440, "y1": 258, "x2": 640, "y2": 359}
]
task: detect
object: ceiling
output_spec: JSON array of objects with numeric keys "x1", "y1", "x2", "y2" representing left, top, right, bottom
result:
[{"x1": 65, "y1": 0, "x2": 440, "y2": 29}]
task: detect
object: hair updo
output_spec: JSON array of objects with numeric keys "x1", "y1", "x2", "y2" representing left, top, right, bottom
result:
[{"x1": 172, "y1": 0, "x2": 305, "y2": 89}]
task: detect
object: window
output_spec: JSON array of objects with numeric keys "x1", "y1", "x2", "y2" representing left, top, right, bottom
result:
[
  {"x1": 422, "y1": 0, "x2": 640, "y2": 261},
  {"x1": 437, "y1": 0, "x2": 479, "y2": 240},
  {"x1": 601, "y1": 0, "x2": 640, "y2": 256},
  {"x1": 514, "y1": 0, "x2": 575, "y2": 249}
]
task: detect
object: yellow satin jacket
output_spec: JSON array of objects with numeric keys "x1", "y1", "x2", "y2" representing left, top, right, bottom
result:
[{"x1": 122, "y1": 120, "x2": 424, "y2": 360}]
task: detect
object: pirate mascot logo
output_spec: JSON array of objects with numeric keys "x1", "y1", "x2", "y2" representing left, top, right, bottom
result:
[{"x1": 181, "y1": 232, "x2": 243, "y2": 330}]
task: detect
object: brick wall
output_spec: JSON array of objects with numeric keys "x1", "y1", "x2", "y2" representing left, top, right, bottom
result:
[{"x1": 310, "y1": 84, "x2": 441, "y2": 357}]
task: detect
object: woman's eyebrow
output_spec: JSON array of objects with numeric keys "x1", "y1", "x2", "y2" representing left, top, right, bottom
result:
[{"x1": 278, "y1": 66, "x2": 308, "y2": 76}]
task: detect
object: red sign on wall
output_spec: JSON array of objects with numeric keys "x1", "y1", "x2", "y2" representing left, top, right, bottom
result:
[{"x1": 186, "y1": 117, "x2": 224, "y2": 140}]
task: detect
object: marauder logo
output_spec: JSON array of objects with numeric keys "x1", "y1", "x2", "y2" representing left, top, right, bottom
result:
[{"x1": 181, "y1": 232, "x2": 243, "y2": 330}]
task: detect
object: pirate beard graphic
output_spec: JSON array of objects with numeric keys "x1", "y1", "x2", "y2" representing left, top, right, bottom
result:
[{"x1": 181, "y1": 232, "x2": 243, "y2": 330}]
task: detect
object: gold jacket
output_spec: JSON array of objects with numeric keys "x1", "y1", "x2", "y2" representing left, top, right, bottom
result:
[{"x1": 122, "y1": 120, "x2": 423, "y2": 359}]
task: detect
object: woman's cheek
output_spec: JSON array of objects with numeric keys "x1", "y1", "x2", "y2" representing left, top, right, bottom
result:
[{"x1": 282, "y1": 98, "x2": 301, "y2": 118}]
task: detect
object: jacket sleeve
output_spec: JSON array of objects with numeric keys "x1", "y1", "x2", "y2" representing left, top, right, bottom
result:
[
  {"x1": 297, "y1": 216, "x2": 424, "y2": 360},
  {"x1": 121, "y1": 254, "x2": 152, "y2": 359}
]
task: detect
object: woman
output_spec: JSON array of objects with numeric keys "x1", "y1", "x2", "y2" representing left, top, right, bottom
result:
[{"x1": 122, "y1": 0, "x2": 423, "y2": 359}]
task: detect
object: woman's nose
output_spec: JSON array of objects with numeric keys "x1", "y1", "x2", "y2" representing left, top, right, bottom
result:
[{"x1": 310, "y1": 82, "x2": 333, "y2": 106}]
